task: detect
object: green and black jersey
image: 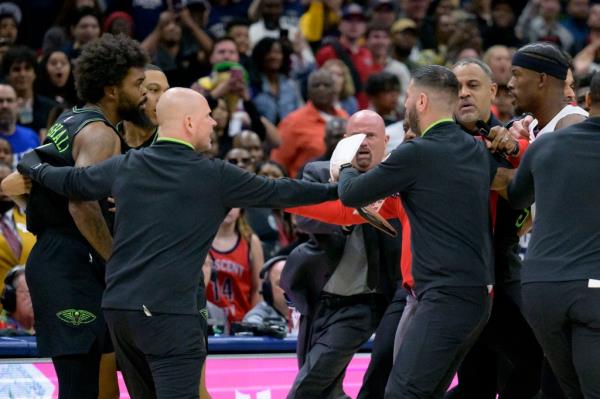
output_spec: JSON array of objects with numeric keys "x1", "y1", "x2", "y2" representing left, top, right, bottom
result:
[{"x1": 26, "y1": 107, "x2": 118, "y2": 235}]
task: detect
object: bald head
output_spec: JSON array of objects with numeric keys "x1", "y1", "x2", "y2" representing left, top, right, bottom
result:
[
  {"x1": 346, "y1": 110, "x2": 388, "y2": 171},
  {"x1": 347, "y1": 110, "x2": 386, "y2": 137},
  {"x1": 156, "y1": 88, "x2": 216, "y2": 152}
]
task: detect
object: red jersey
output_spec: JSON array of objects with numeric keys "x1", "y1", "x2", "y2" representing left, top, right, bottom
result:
[{"x1": 207, "y1": 234, "x2": 253, "y2": 324}]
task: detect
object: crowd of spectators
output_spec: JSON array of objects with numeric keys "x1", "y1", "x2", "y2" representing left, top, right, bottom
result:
[{"x1": 0, "y1": 0, "x2": 599, "y2": 337}]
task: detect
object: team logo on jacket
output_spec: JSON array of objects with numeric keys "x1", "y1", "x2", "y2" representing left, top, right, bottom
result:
[{"x1": 56, "y1": 309, "x2": 96, "y2": 326}]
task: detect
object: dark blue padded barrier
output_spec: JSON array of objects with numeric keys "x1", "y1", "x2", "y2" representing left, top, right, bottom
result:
[{"x1": 0, "y1": 336, "x2": 373, "y2": 357}]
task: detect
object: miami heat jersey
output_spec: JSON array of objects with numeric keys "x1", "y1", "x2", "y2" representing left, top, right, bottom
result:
[{"x1": 207, "y1": 234, "x2": 253, "y2": 324}]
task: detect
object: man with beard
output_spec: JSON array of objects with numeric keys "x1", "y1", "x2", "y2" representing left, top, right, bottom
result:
[
  {"x1": 118, "y1": 64, "x2": 170, "y2": 151},
  {"x1": 445, "y1": 58, "x2": 543, "y2": 399},
  {"x1": 337, "y1": 66, "x2": 496, "y2": 398},
  {"x1": 0, "y1": 83, "x2": 38, "y2": 168},
  {"x1": 2, "y1": 33, "x2": 147, "y2": 399},
  {"x1": 283, "y1": 110, "x2": 402, "y2": 399}
]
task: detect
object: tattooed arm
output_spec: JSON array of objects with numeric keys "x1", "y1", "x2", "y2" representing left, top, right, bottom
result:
[{"x1": 69, "y1": 122, "x2": 120, "y2": 262}]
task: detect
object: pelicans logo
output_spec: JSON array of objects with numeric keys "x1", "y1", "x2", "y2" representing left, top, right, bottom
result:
[{"x1": 56, "y1": 309, "x2": 96, "y2": 326}]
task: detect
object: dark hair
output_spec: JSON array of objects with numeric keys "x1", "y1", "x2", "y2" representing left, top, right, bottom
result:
[
  {"x1": 257, "y1": 159, "x2": 288, "y2": 178},
  {"x1": 365, "y1": 72, "x2": 401, "y2": 96},
  {"x1": 226, "y1": 18, "x2": 250, "y2": 33},
  {"x1": 2, "y1": 45, "x2": 36, "y2": 76},
  {"x1": 211, "y1": 36, "x2": 237, "y2": 54},
  {"x1": 412, "y1": 65, "x2": 459, "y2": 97},
  {"x1": 35, "y1": 50, "x2": 78, "y2": 106},
  {"x1": 589, "y1": 72, "x2": 600, "y2": 104},
  {"x1": 55, "y1": 0, "x2": 102, "y2": 28},
  {"x1": 69, "y1": 6, "x2": 102, "y2": 29},
  {"x1": 452, "y1": 57, "x2": 493, "y2": 80},
  {"x1": 365, "y1": 24, "x2": 389, "y2": 39},
  {"x1": 74, "y1": 33, "x2": 147, "y2": 104},
  {"x1": 145, "y1": 63, "x2": 162, "y2": 72},
  {"x1": 250, "y1": 37, "x2": 291, "y2": 85}
]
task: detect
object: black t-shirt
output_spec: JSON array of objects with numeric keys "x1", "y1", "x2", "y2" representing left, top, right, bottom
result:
[
  {"x1": 508, "y1": 117, "x2": 600, "y2": 283},
  {"x1": 339, "y1": 120, "x2": 495, "y2": 295},
  {"x1": 26, "y1": 106, "x2": 117, "y2": 236},
  {"x1": 32, "y1": 140, "x2": 338, "y2": 314}
]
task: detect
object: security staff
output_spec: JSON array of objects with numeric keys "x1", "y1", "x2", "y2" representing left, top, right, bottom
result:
[
  {"x1": 16, "y1": 88, "x2": 338, "y2": 399},
  {"x1": 493, "y1": 71, "x2": 600, "y2": 399},
  {"x1": 337, "y1": 65, "x2": 496, "y2": 398}
]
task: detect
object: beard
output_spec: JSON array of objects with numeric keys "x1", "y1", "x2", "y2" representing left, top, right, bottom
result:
[
  {"x1": 118, "y1": 95, "x2": 152, "y2": 128},
  {"x1": 407, "y1": 104, "x2": 421, "y2": 136}
]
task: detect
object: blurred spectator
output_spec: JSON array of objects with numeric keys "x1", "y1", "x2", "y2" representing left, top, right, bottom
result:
[
  {"x1": 576, "y1": 72, "x2": 592, "y2": 110},
  {"x1": 390, "y1": 18, "x2": 421, "y2": 71},
  {"x1": 0, "y1": 265, "x2": 34, "y2": 335},
  {"x1": 243, "y1": 256, "x2": 289, "y2": 328},
  {"x1": 0, "y1": 136, "x2": 11, "y2": 166},
  {"x1": 207, "y1": 0, "x2": 254, "y2": 38},
  {"x1": 445, "y1": 11, "x2": 483, "y2": 65},
  {"x1": 103, "y1": 11, "x2": 134, "y2": 37},
  {"x1": 207, "y1": 208, "x2": 264, "y2": 327},
  {"x1": 0, "y1": 2, "x2": 20, "y2": 69},
  {"x1": 250, "y1": 37, "x2": 302, "y2": 124},
  {"x1": 2, "y1": 46, "x2": 57, "y2": 136},
  {"x1": 66, "y1": 7, "x2": 102, "y2": 60},
  {"x1": 249, "y1": 161, "x2": 296, "y2": 258},
  {"x1": 483, "y1": 45, "x2": 512, "y2": 85},
  {"x1": 316, "y1": 4, "x2": 375, "y2": 109},
  {"x1": 517, "y1": 0, "x2": 574, "y2": 52},
  {"x1": 419, "y1": 0, "x2": 457, "y2": 51},
  {"x1": 141, "y1": 8, "x2": 213, "y2": 87},
  {"x1": 296, "y1": 116, "x2": 347, "y2": 179},
  {"x1": 573, "y1": 4, "x2": 600, "y2": 77},
  {"x1": 256, "y1": 159, "x2": 287, "y2": 179},
  {"x1": 225, "y1": 147, "x2": 254, "y2": 172},
  {"x1": 365, "y1": 72, "x2": 402, "y2": 125},
  {"x1": 35, "y1": 50, "x2": 78, "y2": 106},
  {"x1": 233, "y1": 130, "x2": 264, "y2": 167},
  {"x1": 298, "y1": 0, "x2": 342, "y2": 45},
  {"x1": 366, "y1": 25, "x2": 410, "y2": 105},
  {"x1": 321, "y1": 59, "x2": 358, "y2": 115},
  {"x1": 399, "y1": 0, "x2": 431, "y2": 27},
  {"x1": 492, "y1": 83, "x2": 515, "y2": 123},
  {"x1": 194, "y1": 38, "x2": 270, "y2": 153},
  {"x1": 248, "y1": 0, "x2": 296, "y2": 47},
  {"x1": 271, "y1": 69, "x2": 347, "y2": 177},
  {"x1": 483, "y1": 0, "x2": 522, "y2": 49},
  {"x1": 0, "y1": 163, "x2": 35, "y2": 292},
  {"x1": 369, "y1": 0, "x2": 397, "y2": 31},
  {"x1": 42, "y1": 0, "x2": 101, "y2": 55},
  {"x1": 0, "y1": 84, "x2": 39, "y2": 166},
  {"x1": 226, "y1": 18, "x2": 252, "y2": 68},
  {"x1": 561, "y1": 0, "x2": 589, "y2": 53}
]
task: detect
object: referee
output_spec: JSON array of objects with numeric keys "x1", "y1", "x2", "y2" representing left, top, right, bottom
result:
[
  {"x1": 493, "y1": 72, "x2": 600, "y2": 398},
  {"x1": 337, "y1": 65, "x2": 496, "y2": 398},
  {"x1": 16, "y1": 88, "x2": 338, "y2": 399}
]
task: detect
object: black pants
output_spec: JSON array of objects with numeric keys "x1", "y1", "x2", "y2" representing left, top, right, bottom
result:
[
  {"x1": 52, "y1": 343, "x2": 102, "y2": 399},
  {"x1": 385, "y1": 286, "x2": 492, "y2": 399},
  {"x1": 358, "y1": 287, "x2": 407, "y2": 399},
  {"x1": 288, "y1": 293, "x2": 387, "y2": 399},
  {"x1": 445, "y1": 284, "x2": 543, "y2": 399},
  {"x1": 104, "y1": 310, "x2": 207, "y2": 399},
  {"x1": 522, "y1": 281, "x2": 600, "y2": 399}
]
